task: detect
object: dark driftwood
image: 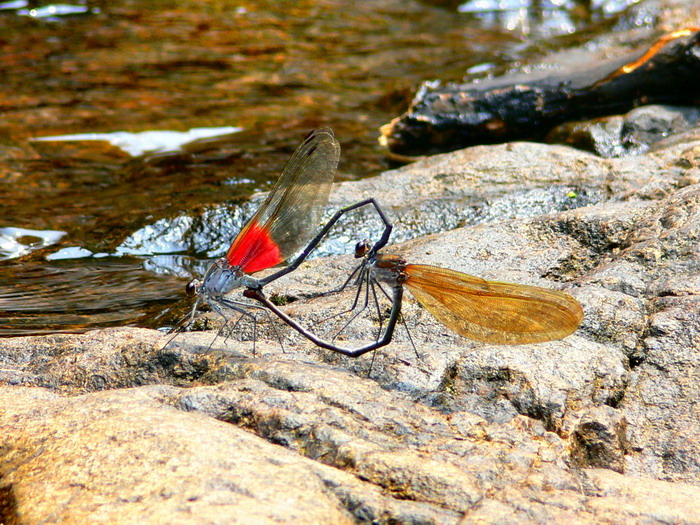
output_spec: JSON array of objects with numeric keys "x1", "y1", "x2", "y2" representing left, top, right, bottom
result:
[{"x1": 381, "y1": 28, "x2": 700, "y2": 156}]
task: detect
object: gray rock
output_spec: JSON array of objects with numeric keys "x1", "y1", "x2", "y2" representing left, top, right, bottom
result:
[
  {"x1": 7, "y1": 99, "x2": 700, "y2": 525},
  {"x1": 548, "y1": 105, "x2": 700, "y2": 158},
  {"x1": 1, "y1": 362, "x2": 699, "y2": 523},
  {"x1": 3, "y1": 145, "x2": 700, "y2": 520},
  {"x1": 0, "y1": 386, "x2": 355, "y2": 524}
]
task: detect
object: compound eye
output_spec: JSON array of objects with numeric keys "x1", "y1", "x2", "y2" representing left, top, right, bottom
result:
[
  {"x1": 185, "y1": 279, "x2": 199, "y2": 296},
  {"x1": 354, "y1": 239, "x2": 371, "y2": 258}
]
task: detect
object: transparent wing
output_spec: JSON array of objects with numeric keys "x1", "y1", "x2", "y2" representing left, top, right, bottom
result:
[
  {"x1": 403, "y1": 264, "x2": 583, "y2": 344},
  {"x1": 227, "y1": 128, "x2": 340, "y2": 273}
]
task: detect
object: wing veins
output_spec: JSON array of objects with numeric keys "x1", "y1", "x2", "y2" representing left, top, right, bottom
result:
[
  {"x1": 226, "y1": 128, "x2": 340, "y2": 271},
  {"x1": 403, "y1": 264, "x2": 583, "y2": 344}
]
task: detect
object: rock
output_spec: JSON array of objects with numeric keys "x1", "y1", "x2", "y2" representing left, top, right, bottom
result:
[
  {"x1": 570, "y1": 406, "x2": 628, "y2": 473},
  {"x1": 6, "y1": 98, "x2": 700, "y2": 525},
  {"x1": 4, "y1": 0, "x2": 700, "y2": 520},
  {"x1": 4, "y1": 128, "x2": 700, "y2": 518},
  {"x1": 547, "y1": 105, "x2": 700, "y2": 158},
  {"x1": 0, "y1": 386, "x2": 356, "y2": 524},
  {"x1": 2, "y1": 362, "x2": 700, "y2": 523},
  {"x1": 255, "y1": 130, "x2": 700, "y2": 488},
  {"x1": 379, "y1": 23, "x2": 700, "y2": 155}
]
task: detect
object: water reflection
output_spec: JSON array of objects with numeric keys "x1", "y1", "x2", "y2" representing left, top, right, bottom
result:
[
  {"x1": 31, "y1": 127, "x2": 243, "y2": 157},
  {"x1": 18, "y1": 3, "x2": 96, "y2": 19},
  {"x1": 0, "y1": 257, "x2": 184, "y2": 336},
  {"x1": 46, "y1": 246, "x2": 94, "y2": 260},
  {"x1": 457, "y1": 0, "x2": 642, "y2": 36},
  {"x1": 0, "y1": 227, "x2": 66, "y2": 260}
]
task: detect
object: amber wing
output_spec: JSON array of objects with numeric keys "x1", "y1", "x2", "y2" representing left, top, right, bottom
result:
[{"x1": 403, "y1": 264, "x2": 583, "y2": 344}]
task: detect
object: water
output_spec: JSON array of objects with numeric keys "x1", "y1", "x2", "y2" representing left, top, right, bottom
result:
[{"x1": 0, "y1": 0, "x2": 641, "y2": 336}]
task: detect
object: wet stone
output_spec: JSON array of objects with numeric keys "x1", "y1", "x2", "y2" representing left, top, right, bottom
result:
[{"x1": 548, "y1": 105, "x2": 700, "y2": 158}]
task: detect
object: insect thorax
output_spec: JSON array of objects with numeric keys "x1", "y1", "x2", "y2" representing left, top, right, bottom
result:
[
  {"x1": 369, "y1": 254, "x2": 407, "y2": 285},
  {"x1": 201, "y1": 259, "x2": 247, "y2": 297}
]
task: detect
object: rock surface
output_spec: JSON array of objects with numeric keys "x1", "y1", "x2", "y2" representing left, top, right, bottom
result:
[
  {"x1": 3, "y1": 117, "x2": 700, "y2": 522},
  {"x1": 5, "y1": 3, "x2": 700, "y2": 519}
]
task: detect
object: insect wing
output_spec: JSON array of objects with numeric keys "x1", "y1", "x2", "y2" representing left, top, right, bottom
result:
[
  {"x1": 226, "y1": 128, "x2": 340, "y2": 274},
  {"x1": 403, "y1": 264, "x2": 583, "y2": 344}
]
